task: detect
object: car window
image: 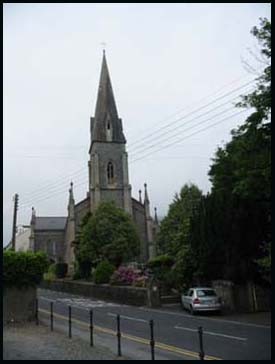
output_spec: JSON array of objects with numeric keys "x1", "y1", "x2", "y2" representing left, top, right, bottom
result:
[
  {"x1": 197, "y1": 289, "x2": 217, "y2": 297},
  {"x1": 189, "y1": 290, "x2": 194, "y2": 297}
]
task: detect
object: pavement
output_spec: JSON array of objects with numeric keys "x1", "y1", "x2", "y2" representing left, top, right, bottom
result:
[
  {"x1": 35, "y1": 288, "x2": 271, "y2": 360},
  {"x1": 3, "y1": 322, "x2": 127, "y2": 360}
]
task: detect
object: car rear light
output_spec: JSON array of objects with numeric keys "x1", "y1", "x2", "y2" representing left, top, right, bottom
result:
[{"x1": 193, "y1": 298, "x2": 200, "y2": 304}]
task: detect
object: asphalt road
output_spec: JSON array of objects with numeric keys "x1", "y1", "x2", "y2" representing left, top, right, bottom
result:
[{"x1": 37, "y1": 288, "x2": 271, "y2": 361}]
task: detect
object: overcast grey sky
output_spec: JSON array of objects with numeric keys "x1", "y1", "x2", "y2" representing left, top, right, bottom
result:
[{"x1": 3, "y1": 3, "x2": 271, "y2": 246}]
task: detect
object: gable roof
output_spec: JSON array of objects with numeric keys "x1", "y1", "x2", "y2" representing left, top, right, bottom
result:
[{"x1": 34, "y1": 217, "x2": 67, "y2": 231}]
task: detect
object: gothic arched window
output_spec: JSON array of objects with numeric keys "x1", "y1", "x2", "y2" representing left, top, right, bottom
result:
[{"x1": 107, "y1": 162, "x2": 114, "y2": 184}]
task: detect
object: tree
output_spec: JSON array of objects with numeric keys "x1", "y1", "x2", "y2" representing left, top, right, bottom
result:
[
  {"x1": 75, "y1": 201, "x2": 140, "y2": 277},
  {"x1": 157, "y1": 183, "x2": 203, "y2": 256},
  {"x1": 157, "y1": 183, "x2": 203, "y2": 288},
  {"x1": 205, "y1": 17, "x2": 271, "y2": 283}
]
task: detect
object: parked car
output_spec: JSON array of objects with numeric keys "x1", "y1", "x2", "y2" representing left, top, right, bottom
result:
[{"x1": 181, "y1": 287, "x2": 222, "y2": 315}]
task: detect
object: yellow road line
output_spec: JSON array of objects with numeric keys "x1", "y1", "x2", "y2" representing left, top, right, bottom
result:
[{"x1": 38, "y1": 308, "x2": 221, "y2": 360}]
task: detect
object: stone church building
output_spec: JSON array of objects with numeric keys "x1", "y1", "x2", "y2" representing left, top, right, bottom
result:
[{"x1": 27, "y1": 52, "x2": 159, "y2": 270}]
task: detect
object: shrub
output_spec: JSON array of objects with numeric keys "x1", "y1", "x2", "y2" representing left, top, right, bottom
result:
[
  {"x1": 147, "y1": 254, "x2": 175, "y2": 293},
  {"x1": 110, "y1": 266, "x2": 146, "y2": 286},
  {"x1": 93, "y1": 261, "x2": 115, "y2": 284},
  {"x1": 55, "y1": 262, "x2": 68, "y2": 278},
  {"x1": 3, "y1": 250, "x2": 49, "y2": 288},
  {"x1": 147, "y1": 254, "x2": 174, "y2": 269},
  {"x1": 43, "y1": 263, "x2": 56, "y2": 281}
]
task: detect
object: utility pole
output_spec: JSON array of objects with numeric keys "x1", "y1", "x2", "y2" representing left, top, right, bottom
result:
[{"x1": 11, "y1": 193, "x2": 19, "y2": 250}]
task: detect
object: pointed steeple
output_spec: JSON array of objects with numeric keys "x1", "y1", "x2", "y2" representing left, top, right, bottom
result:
[
  {"x1": 69, "y1": 182, "x2": 74, "y2": 202},
  {"x1": 144, "y1": 183, "x2": 149, "y2": 204},
  {"x1": 95, "y1": 50, "x2": 118, "y2": 120},
  {"x1": 90, "y1": 51, "x2": 126, "y2": 145},
  {"x1": 154, "y1": 207, "x2": 159, "y2": 225},
  {"x1": 31, "y1": 207, "x2": 36, "y2": 225},
  {"x1": 139, "y1": 189, "x2": 142, "y2": 204},
  {"x1": 68, "y1": 182, "x2": 75, "y2": 219}
]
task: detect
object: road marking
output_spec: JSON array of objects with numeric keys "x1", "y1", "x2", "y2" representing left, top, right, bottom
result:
[
  {"x1": 108, "y1": 312, "x2": 147, "y2": 323},
  {"x1": 39, "y1": 295, "x2": 119, "y2": 309},
  {"x1": 38, "y1": 308, "x2": 221, "y2": 360},
  {"x1": 174, "y1": 325, "x2": 247, "y2": 341},
  {"x1": 139, "y1": 307, "x2": 271, "y2": 329}
]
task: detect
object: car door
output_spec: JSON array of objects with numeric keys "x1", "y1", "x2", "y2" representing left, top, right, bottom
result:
[
  {"x1": 186, "y1": 289, "x2": 193, "y2": 308},
  {"x1": 182, "y1": 289, "x2": 190, "y2": 308}
]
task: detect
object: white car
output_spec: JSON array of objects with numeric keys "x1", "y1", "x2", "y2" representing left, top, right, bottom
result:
[{"x1": 181, "y1": 287, "x2": 222, "y2": 315}]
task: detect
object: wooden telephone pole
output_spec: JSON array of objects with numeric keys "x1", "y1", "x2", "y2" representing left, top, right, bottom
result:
[{"x1": 11, "y1": 193, "x2": 19, "y2": 250}]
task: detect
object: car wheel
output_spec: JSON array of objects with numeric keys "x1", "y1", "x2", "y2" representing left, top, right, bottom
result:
[{"x1": 190, "y1": 305, "x2": 195, "y2": 315}]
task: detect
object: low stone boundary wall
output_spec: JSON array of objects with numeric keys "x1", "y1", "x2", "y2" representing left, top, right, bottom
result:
[
  {"x1": 3, "y1": 287, "x2": 36, "y2": 325},
  {"x1": 40, "y1": 279, "x2": 148, "y2": 306},
  {"x1": 212, "y1": 280, "x2": 271, "y2": 313},
  {"x1": 161, "y1": 295, "x2": 180, "y2": 305}
]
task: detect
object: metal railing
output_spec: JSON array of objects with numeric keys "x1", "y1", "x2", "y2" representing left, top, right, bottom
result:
[{"x1": 36, "y1": 298, "x2": 206, "y2": 360}]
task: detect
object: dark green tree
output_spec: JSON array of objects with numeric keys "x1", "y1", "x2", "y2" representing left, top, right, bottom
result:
[
  {"x1": 204, "y1": 17, "x2": 271, "y2": 283},
  {"x1": 75, "y1": 201, "x2": 140, "y2": 277},
  {"x1": 157, "y1": 183, "x2": 203, "y2": 289}
]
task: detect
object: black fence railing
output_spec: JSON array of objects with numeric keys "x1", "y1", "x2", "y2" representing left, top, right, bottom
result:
[{"x1": 36, "y1": 299, "x2": 206, "y2": 360}]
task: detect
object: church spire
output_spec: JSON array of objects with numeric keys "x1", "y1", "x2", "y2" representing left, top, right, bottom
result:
[
  {"x1": 68, "y1": 182, "x2": 75, "y2": 219},
  {"x1": 95, "y1": 50, "x2": 118, "y2": 120},
  {"x1": 90, "y1": 51, "x2": 126, "y2": 145}
]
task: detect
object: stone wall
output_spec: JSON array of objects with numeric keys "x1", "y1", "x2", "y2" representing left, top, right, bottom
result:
[
  {"x1": 40, "y1": 279, "x2": 148, "y2": 306},
  {"x1": 74, "y1": 197, "x2": 90, "y2": 235},
  {"x1": 3, "y1": 287, "x2": 36, "y2": 325},
  {"x1": 212, "y1": 280, "x2": 271, "y2": 313},
  {"x1": 34, "y1": 230, "x2": 65, "y2": 262}
]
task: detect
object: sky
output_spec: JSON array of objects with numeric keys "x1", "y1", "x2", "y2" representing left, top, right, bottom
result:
[{"x1": 3, "y1": 3, "x2": 271, "y2": 246}]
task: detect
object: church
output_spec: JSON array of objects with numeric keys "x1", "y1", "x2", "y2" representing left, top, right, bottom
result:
[{"x1": 27, "y1": 51, "x2": 159, "y2": 271}]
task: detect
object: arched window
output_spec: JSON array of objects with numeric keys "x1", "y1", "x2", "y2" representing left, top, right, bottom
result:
[{"x1": 107, "y1": 162, "x2": 114, "y2": 184}]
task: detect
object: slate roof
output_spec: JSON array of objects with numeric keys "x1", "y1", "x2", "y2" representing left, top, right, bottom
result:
[{"x1": 34, "y1": 217, "x2": 67, "y2": 231}]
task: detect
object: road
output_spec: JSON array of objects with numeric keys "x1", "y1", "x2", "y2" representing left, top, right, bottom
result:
[{"x1": 37, "y1": 288, "x2": 271, "y2": 360}]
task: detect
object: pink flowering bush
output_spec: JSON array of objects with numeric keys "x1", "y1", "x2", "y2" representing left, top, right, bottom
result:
[{"x1": 110, "y1": 266, "x2": 148, "y2": 286}]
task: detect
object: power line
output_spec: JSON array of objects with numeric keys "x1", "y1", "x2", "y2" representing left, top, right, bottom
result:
[
  {"x1": 20, "y1": 109, "x2": 248, "y2": 210},
  {"x1": 20, "y1": 175, "x2": 88, "y2": 207},
  {"x1": 129, "y1": 104, "x2": 247, "y2": 161},
  {"x1": 130, "y1": 109, "x2": 248, "y2": 164},
  {"x1": 21, "y1": 171, "x2": 88, "y2": 203},
  {"x1": 19, "y1": 179, "x2": 89, "y2": 211},
  {"x1": 21, "y1": 166, "x2": 87, "y2": 200},
  {"x1": 128, "y1": 79, "x2": 256, "y2": 150},
  {"x1": 17, "y1": 77, "x2": 257, "y2": 202},
  {"x1": 129, "y1": 87, "x2": 255, "y2": 157},
  {"x1": 18, "y1": 77, "x2": 257, "y2": 205},
  {"x1": 126, "y1": 68, "x2": 264, "y2": 144}
]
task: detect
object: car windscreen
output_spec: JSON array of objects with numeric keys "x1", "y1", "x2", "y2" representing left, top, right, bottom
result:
[{"x1": 197, "y1": 290, "x2": 217, "y2": 297}]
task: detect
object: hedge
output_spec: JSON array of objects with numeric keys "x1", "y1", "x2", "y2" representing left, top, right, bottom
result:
[{"x1": 3, "y1": 250, "x2": 49, "y2": 288}]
